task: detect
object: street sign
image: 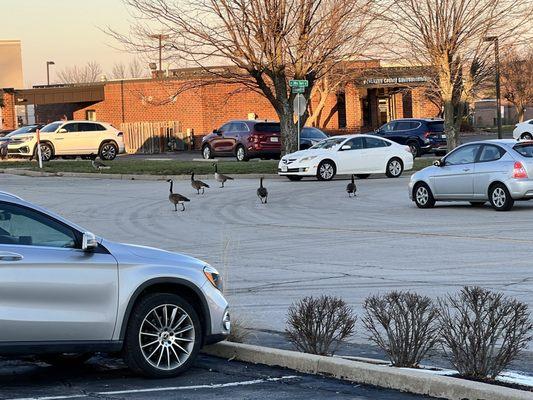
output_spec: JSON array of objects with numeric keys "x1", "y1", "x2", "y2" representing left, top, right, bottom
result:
[
  {"x1": 291, "y1": 87, "x2": 305, "y2": 94},
  {"x1": 293, "y1": 94, "x2": 307, "y2": 117},
  {"x1": 289, "y1": 79, "x2": 308, "y2": 88}
]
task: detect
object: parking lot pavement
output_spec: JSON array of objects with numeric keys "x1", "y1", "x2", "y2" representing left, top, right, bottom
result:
[
  {"x1": 1, "y1": 174, "x2": 532, "y2": 350},
  {"x1": 0, "y1": 354, "x2": 430, "y2": 400}
]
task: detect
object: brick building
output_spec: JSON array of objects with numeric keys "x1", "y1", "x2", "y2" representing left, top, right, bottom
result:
[{"x1": 1, "y1": 61, "x2": 440, "y2": 146}]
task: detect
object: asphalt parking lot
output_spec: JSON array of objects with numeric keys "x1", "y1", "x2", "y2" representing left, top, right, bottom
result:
[{"x1": 0, "y1": 354, "x2": 429, "y2": 400}]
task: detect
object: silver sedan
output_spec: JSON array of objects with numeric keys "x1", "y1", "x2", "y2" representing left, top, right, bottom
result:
[{"x1": 409, "y1": 140, "x2": 533, "y2": 211}]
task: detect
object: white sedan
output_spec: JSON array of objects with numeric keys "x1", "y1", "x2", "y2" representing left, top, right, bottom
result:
[
  {"x1": 512, "y1": 120, "x2": 533, "y2": 140},
  {"x1": 278, "y1": 134, "x2": 414, "y2": 181}
]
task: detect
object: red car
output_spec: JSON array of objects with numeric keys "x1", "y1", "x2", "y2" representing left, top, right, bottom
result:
[{"x1": 201, "y1": 120, "x2": 281, "y2": 161}]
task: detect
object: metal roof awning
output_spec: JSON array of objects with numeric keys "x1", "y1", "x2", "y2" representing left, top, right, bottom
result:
[{"x1": 14, "y1": 84, "x2": 105, "y2": 105}]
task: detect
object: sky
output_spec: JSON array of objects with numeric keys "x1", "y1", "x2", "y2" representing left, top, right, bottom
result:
[{"x1": 3, "y1": 0, "x2": 142, "y2": 87}]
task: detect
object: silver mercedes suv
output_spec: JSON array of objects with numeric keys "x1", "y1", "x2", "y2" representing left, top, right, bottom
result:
[{"x1": 0, "y1": 191, "x2": 230, "y2": 377}]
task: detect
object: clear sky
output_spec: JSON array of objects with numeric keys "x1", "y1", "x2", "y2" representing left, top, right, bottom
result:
[{"x1": 3, "y1": 0, "x2": 141, "y2": 87}]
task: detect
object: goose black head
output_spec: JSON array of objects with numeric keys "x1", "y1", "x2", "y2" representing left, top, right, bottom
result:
[{"x1": 166, "y1": 179, "x2": 173, "y2": 183}]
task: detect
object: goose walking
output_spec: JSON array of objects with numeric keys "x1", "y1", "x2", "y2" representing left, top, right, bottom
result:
[
  {"x1": 257, "y1": 177, "x2": 268, "y2": 204},
  {"x1": 92, "y1": 159, "x2": 110, "y2": 172},
  {"x1": 191, "y1": 172, "x2": 210, "y2": 194},
  {"x1": 213, "y1": 163, "x2": 233, "y2": 188},
  {"x1": 346, "y1": 174, "x2": 357, "y2": 197},
  {"x1": 167, "y1": 179, "x2": 190, "y2": 211}
]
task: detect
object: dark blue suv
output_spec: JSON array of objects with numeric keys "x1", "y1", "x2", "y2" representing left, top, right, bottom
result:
[{"x1": 375, "y1": 118, "x2": 447, "y2": 157}]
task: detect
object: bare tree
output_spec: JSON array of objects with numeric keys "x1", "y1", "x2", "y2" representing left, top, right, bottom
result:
[
  {"x1": 501, "y1": 46, "x2": 533, "y2": 123},
  {"x1": 386, "y1": 0, "x2": 532, "y2": 150},
  {"x1": 111, "y1": 62, "x2": 128, "y2": 79},
  {"x1": 110, "y1": 0, "x2": 378, "y2": 154},
  {"x1": 110, "y1": 59, "x2": 148, "y2": 80},
  {"x1": 128, "y1": 58, "x2": 147, "y2": 78},
  {"x1": 57, "y1": 61, "x2": 104, "y2": 84}
]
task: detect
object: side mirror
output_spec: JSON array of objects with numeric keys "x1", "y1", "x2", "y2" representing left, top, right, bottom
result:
[
  {"x1": 82, "y1": 232, "x2": 98, "y2": 251},
  {"x1": 213, "y1": 129, "x2": 221, "y2": 135},
  {"x1": 340, "y1": 144, "x2": 351, "y2": 151},
  {"x1": 57, "y1": 128, "x2": 68, "y2": 134},
  {"x1": 433, "y1": 160, "x2": 444, "y2": 167}
]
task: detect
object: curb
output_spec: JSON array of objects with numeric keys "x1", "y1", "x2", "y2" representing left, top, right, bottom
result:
[
  {"x1": 202, "y1": 342, "x2": 532, "y2": 400},
  {"x1": 0, "y1": 169, "x2": 282, "y2": 181}
]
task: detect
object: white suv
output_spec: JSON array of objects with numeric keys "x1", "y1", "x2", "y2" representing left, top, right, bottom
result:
[{"x1": 7, "y1": 120, "x2": 125, "y2": 161}]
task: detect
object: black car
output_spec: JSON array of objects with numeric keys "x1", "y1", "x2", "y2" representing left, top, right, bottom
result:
[
  {"x1": 374, "y1": 118, "x2": 446, "y2": 157},
  {"x1": 300, "y1": 127, "x2": 328, "y2": 150}
]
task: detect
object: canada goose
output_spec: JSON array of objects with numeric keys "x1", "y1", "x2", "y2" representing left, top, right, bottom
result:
[
  {"x1": 167, "y1": 179, "x2": 190, "y2": 211},
  {"x1": 91, "y1": 159, "x2": 110, "y2": 172},
  {"x1": 346, "y1": 174, "x2": 357, "y2": 197},
  {"x1": 257, "y1": 177, "x2": 268, "y2": 204},
  {"x1": 0, "y1": 144, "x2": 7, "y2": 160},
  {"x1": 191, "y1": 172, "x2": 210, "y2": 194},
  {"x1": 213, "y1": 163, "x2": 234, "y2": 188}
]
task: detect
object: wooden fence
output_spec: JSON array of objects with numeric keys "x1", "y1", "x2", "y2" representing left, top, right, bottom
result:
[{"x1": 120, "y1": 121, "x2": 192, "y2": 154}]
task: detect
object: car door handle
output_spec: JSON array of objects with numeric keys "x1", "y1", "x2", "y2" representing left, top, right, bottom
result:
[
  {"x1": 463, "y1": 168, "x2": 471, "y2": 172},
  {"x1": 0, "y1": 252, "x2": 23, "y2": 261}
]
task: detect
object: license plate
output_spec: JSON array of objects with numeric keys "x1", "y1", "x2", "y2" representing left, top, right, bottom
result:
[
  {"x1": 270, "y1": 137, "x2": 279, "y2": 142},
  {"x1": 441, "y1": 134, "x2": 447, "y2": 139},
  {"x1": 281, "y1": 165, "x2": 288, "y2": 172}
]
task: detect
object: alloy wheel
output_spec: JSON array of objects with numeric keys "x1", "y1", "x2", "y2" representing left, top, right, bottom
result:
[
  {"x1": 319, "y1": 163, "x2": 334, "y2": 180},
  {"x1": 202, "y1": 146, "x2": 211, "y2": 159},
  {"x1": 388, "y1": 160, "x2": 402, "y2": 177},
  {"x1": 416, "y1": 186, "x2": 429, "y2": 205},
  {"x1": 101, "y1": 143, "x2": 117, "y2": 160},
  {"x1": 40, "y1": 144, "x2": 52, "y2": 161},
  {"x1": 492, "y1": 187, "x2": 506, "y2": 208},
  {"x1": 139, "y1": 304, "x2": 195, "y2": 371},
  {"x1": 236, "y1": 147, "x2": 245, "y2": 161}
]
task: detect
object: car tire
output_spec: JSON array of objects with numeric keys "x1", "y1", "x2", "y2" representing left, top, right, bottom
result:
[
  {"x1": 316, "y1": 160, "x2": 336, "y2": 181},
  {"x1": 469, "y1": 202, "x2": 485, "y2": 207},
  {"x1": 123, "y1": 293, "x2": 202, "y2": 378},
  {"x1": 40, "y1": 353, "x2": 92, "y2": 367},
  {"x1": 407, "y1": 141, "x2": 421, "y2": 158},
  {"x1": 35, "y1": 142, "x2": 54, "y2": 162},
  {"x1": 489, "y1": 183, "x2": 514, "y2": 211},
  {"x1": 235, "y1": 145, "x2": 249, "y2": 162},
  {"x1": 413, "y1": 182, "x2": 435, "y2": 208},
  {"x1": 385, "y1": 158, "x2": 403, "y2": 178},
  {"x1": 356, "y1": 174, "x2": 370, "y2": 179},
  {"x1": 99, "y1": 142, "x2": 118, "y2": 161},
  {"x1": 521, "y1": 133, "x2": 533, "y2": 141},
  {"x1": 287, "y1": 176, "x2": 303, "y2": 181},
  {"x1": 202, "y1": 145, "x2": 213, "y2": 160}
]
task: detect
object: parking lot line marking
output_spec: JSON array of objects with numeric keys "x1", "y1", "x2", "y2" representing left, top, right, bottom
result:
[{"x1": 7, "y1": 375, "x2": 299, "y2": 400}]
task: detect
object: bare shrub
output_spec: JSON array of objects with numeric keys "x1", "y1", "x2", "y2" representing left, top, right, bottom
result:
[
  {"x1": 286, "y1": 295, "x2": 356, "y2": 355},
  {"x1": 226, "y1": 314, "x2": 251, "y2": 344},
  {"x1": 439, "y1": 286, "x2": 533, "y2": 380},
  {"x1": 362, "y1": 291, "x2": 439, "y2": 367}
]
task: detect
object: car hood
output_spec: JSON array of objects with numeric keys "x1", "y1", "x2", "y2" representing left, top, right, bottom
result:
[
  {"x1": 102, "y1": 240, "x2": 208, "y2": 270},
  {"x1": 284, "y1": 148, "x2": 332, "y2": 159}
]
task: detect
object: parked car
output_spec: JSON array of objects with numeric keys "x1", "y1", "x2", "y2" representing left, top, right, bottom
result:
[
  {"x1": 7, "y1": 120, "x2": 125, "y2": 161},
  {"x1": 375, "y1": 118, "x2": 447, "y2": 157},
  {"x1": 512, "y1": 119, "x2": 533, "y2": 140},
  {"x1": 0, "y1": 124, "x2": 43, "y2": 144},
  {"x1": 201, "y1": 121, "x2": 329, "y2": 161},
  {"x1": 0, "y1": 191, "x2": 229, "y2": 377},
  {"x1": 279, "y1": 134, "x2": 413, "y2": 181},
  {"x1": 409, "y1": 140, "x2": 533, "y2": 211}
]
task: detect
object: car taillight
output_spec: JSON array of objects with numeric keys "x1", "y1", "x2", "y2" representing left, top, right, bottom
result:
[
  {"x1": 423, "y1": 132, "x2": 431, "y2": 138},
  {"x1": 250, "y1": 134, "x2": 260, "y2": 143},
  {"x1": 513, "y1": 161, "x2": 528, "y2": 179}
]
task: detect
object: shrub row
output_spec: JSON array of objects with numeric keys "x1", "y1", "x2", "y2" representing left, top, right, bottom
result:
[{"x1": 285, "y1": 287, "x2": 532, "y2": 381}]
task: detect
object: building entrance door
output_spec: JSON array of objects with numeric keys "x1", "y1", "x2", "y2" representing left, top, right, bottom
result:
[{"x1": 377, "y1": 97, "x2": 390, "y2": 125}]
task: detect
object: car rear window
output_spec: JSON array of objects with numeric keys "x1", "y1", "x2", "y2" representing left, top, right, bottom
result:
[
  {"x1": 254, "y1": 123, "x2": 280, "y2": 133},
  {"x1": 513, "y1": 143, "x2": 533, "y2": 157},
  {"x1": 427, "y1": 121, "x2": 444, "y2": 132}
]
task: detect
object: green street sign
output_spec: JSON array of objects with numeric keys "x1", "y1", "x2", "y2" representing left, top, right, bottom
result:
[
  {"x1": 291, "y1": 87, "x2": 305, "y2": 93},
  {"x1": 289, "y1": 79, "x2": 308, "y2": 88}
]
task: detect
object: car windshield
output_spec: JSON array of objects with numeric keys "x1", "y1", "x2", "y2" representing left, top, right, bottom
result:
[
  {"x1": 40, "y1": 122, "x2": 62, "y2": 133},
  {"x1": 254, "y1": 123, "x2": 280, "y2": 133},
  {"x1": 5, "y1": 126, "x2": 36, "y2": 137},
  {"x1": 310, "y1": 137, "x2": 345, "y2": 149},
  {"x1": 513, "y1": 143, "x2": 533, "y2": 157}
]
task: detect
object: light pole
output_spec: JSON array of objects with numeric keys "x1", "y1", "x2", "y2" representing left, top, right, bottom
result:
[
  {"x1": 484, "y1": 36, "x2": 502, "y2": 139},
  {"x1": 46, "y1": 61, "x2": 55, "y2": 86},
  {"x1": 149, "y1": 34, "x2": 169, "y2": 73}
]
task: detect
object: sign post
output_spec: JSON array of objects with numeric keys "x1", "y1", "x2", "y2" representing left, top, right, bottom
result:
[
  {"x1": 36, "y1": 129, "x2": 43, "y2": 169},
  {"x1": 289, "y1": 80, "x2": 309, "y2": 151}
]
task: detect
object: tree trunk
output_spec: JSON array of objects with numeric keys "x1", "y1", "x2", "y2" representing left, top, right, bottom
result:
[
  {"x1": 279, "y1": 110, "x2": 298, "y2": 155},
  {"x1": 444, "y1": 100, "x2": 459, "y2": 152},
  {"x1": 517, "y1": 106, "x2": 525, "y2": 123}
]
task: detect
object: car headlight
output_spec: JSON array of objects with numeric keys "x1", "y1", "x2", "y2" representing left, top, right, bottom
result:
[
  {"x1": 204, "y1": 265, "x2": 223, "y2": 291},
  {"x1": 299, "y1": 155, "x2": 317, "y2": 162}
]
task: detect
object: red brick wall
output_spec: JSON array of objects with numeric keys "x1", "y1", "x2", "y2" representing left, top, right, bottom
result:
[
  {"x1": 411, "y1": 87, "x2": 440, "y2": 118},
  {"x1": 1, "y1": 90, "x2": 16, "y2": 130}
]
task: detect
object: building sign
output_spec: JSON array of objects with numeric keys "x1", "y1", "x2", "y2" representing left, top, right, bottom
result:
[{"x1": 361, "y1": 76, "x2": 430, "y2": 86}]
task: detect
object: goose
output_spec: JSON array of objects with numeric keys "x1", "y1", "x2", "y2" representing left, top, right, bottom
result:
[
  {"x1": 257, "y1": 177, "x2": 268, "y2": 204},
  {"x1": 167, "y1": 179, "x2": 190, "y2": 211},
  {"x1": 346, "y1": 174, "x2": 357, "y2": 197},
  {"x1": 91, "y1": 159, "x2": 110, "y2": 172},
  {"x1": 213, "y1": 163, "x2": 234, "y2": 188},
  {"x1": 191, "y1": 172, "x2": 210, "y2": 194},
  {"x1": 0, "y1": 144, "x2": 7, "y2": 160}
]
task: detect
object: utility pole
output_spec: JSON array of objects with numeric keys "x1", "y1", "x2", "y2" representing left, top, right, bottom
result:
[
  {"x1": 484, "y1": 36, "x2": 502, "y2": 139},
  {"x1": 149, "y1": 34, "x2": 169, "y2": 74},
  {"x1": 46, "y1": 61, "x2": 55, "y2": 86}
]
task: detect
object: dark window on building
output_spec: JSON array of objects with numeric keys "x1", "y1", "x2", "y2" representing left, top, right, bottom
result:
[
  {"x1": 362, "y1": 96, "x2": 371, "y2": 126},
  {"x1": 402, "y1": 91, "x2": 413, "y2": 118},
  {"x1": 336, "y1": 92, "x2": 346, "y2": 129}
]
